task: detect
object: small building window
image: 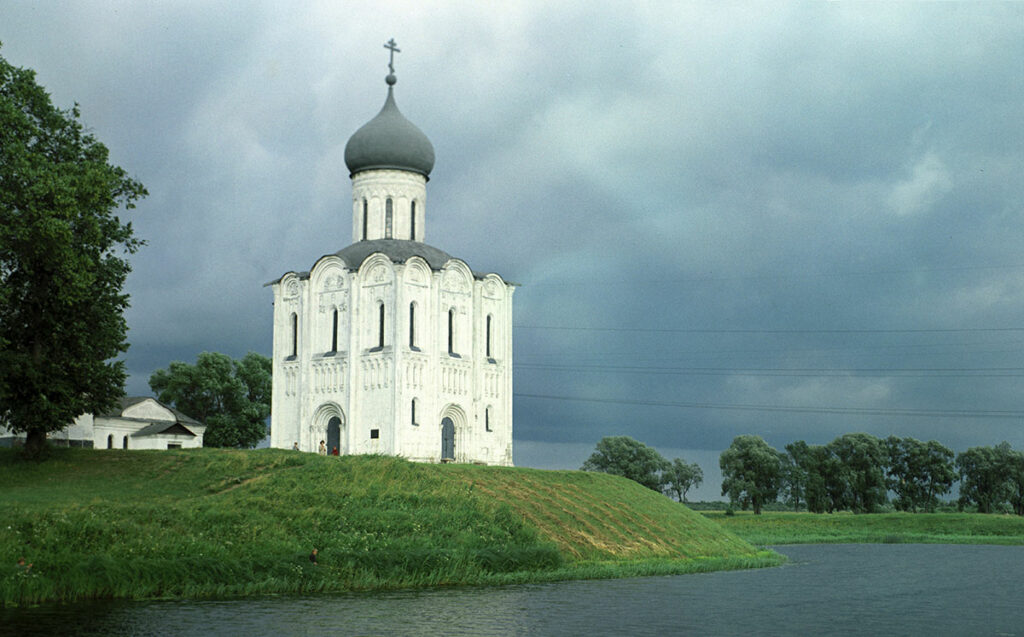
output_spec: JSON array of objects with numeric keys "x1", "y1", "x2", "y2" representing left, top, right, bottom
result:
[
  {"x1": 122, "y1": 435, "x2": 129, "y2": 450},
  {"x1": 409, "y1": 303, "x2": 416, "y2": 349},
  {"x1": 370, "y1": 429, "x2": 380, "y2": 439},
  {"x1": 167, "y1": 442, "x2": 182, "y2": 450},
  {"x1": 485, "y1": 406, "x2": 493, "y2": 432},
  {"x1": 486, "y1": 314, "x2": 493, "y2": 359},
  {"x1": 378, "y1": 303, "x2": 385, "y2": 349},
  {"x1": 448, "y1": 308, "x2": 455, "y2": 356},
  {"x1": 362, "y1": 199, "x2": 368, "y2": 240},
  {"x1": 411, "y1": 399, "x2": 418, "y2": 426},
  {"x1": 107, "y1": 434, "x2": 113, "y2": 449},
  {"x1": 291, "y1": 313, "x2": 298, "y2": 358},
  {"x1": 331, "y1": 308, "x2": 339, "y2": 352},
  {"x1": 385, "y1": 198, "x2": 393, "y2": 239},
  {"x1": 411, "y1": 201, "x2": 416, "y2": 240}
]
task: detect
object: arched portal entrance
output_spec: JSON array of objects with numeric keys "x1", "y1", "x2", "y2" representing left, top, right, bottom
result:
[
  {"x1": 441, "y1": 417, "x2": 455, "y2": 460},
  {"x1": 311, "y1": 403, "x2": 346, "y2": 455},
  {"x1": 327, "y1": 416, "x2": 341, "y2": 455}
]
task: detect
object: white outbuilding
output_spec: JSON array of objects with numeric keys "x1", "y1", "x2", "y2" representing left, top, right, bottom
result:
[
  {"x1": 268, "y1": 50, "x2": 514, "y2": 465},
  {"x1": 0, "y1": 397, "x2": 206, "y2": 450}
]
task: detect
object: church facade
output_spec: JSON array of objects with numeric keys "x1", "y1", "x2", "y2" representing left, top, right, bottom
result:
[{"x1": 268, "y1": 52, "x2": 514, "y2": 465}]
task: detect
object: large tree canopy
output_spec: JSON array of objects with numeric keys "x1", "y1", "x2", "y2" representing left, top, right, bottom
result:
[
  {"x1": 581, "y1": 436, "x2": 669, "y2": 492},
  {"x1": 0, "y1": 46, "x2": 146, "y2": 457},
  {"x1": 720, "y1": 435, "x2": 783, "y2": 515},
  {"x1": 149, "y1": 352, "x2": 271, "y2": 449}
]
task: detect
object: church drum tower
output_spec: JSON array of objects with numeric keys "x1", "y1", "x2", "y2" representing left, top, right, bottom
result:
[{"x1": 268, "y1": 42, "x2": 514, "y2": 465}]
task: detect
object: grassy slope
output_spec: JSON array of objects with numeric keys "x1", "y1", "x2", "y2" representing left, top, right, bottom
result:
[
  {"x1": 703, "y1": 510, "x2": 1024, "y2": 545},
  {"x1": 0, "y1": 448, "x2": 774, "y2": 605}
]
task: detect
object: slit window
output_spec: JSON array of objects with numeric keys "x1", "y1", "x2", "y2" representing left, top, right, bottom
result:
[
  {"x1": 331, "y1": 309, "x2": 339, "y2": 352},
  {"x1": 291, "y1": 313, "x2": 298, "y2": 357},
  {"x1": 409, "y1": 303, "x2": 416, "y2": 348},
  {"x1": 385, "y1": 198, "x2": 393, "y2": 239},
  {"x1": 485, "y1": 406, "x2": 493, "y2": 432},
  {"x1": 411, "y1": 201, "x2": 416, "y2": 239},
  {"x1": 362, "y1": 199, "x2": 368, "y2": 240},
  {"x1": 486, "y1": 314, "x2": 493, "y2": 358},
  {"x1": 448, "y1": 309, "x2": 455, "y2": 355},
  {"x1": 378, "y1": 303, "x2": 385, "y2": 348}
]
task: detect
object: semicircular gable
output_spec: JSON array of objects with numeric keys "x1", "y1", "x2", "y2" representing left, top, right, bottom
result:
[
  {"x1": 441, "y1": 260, "x2": 472, "y2": 295},
  {"x1": 403, "y1": 257, "x2": 431, "y2": 287},
  {"x1": 357, "y1": 253, "x2": 396, "y2": 285},
  {"x1": 310, "y1": 256, "x2": 347, "y2": 292},
  {"x1": 279, "y1": 272, "x2": 303, "y2": 299},
  {"x1": 482, "y1": 273, "x2": 507, "y2": 300}
]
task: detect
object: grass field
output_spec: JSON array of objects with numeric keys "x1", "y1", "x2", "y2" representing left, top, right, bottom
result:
[
  {"x1": 0, "y1": 448, "x2": 777, "y2": 605},
  {"x1": 702, "y1": 510, "x2": 1024, "y2": 546}
]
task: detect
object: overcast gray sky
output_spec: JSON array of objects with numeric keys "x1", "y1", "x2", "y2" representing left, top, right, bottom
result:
[{"x1": 4, "y1": 2, "x2": 1024, "y2": 500}]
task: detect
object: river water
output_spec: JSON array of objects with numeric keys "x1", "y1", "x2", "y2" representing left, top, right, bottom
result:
[{"x1": 4, "y1": 544, "x2": 1023, "y2": 636}]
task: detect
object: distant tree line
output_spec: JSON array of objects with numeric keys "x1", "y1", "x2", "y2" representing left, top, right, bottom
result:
[
  {"x1": 581, "y1": 436, "x2": 703, "y2": 502},
  {"x1": 720, "y1": 433, "x2": 1024, "y2": 515}
]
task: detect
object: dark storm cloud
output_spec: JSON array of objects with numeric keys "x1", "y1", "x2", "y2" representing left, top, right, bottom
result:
[{"x1": 3, "y1": 2, "x2": 1023, "y2": 499}]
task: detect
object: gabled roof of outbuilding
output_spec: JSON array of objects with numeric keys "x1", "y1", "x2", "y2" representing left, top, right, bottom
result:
[
  {"x1": 100, "y1": 397, "x2": 202, "y2": 427},
  {"x1": 131, "y1": 421, "x2": 198, "y2": 438}
]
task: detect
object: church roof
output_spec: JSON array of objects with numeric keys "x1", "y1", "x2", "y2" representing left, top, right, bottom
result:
[
  {"x1": 343, "y1": 74, "x2": 435, "y2": 179},
  {"x1": 334, "y1": 239, "x2": 454, "y2": 270}
]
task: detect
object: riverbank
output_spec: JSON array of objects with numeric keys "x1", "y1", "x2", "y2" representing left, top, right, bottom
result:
[
  {"x1": 702, "y1": 510, "x2": 1024, "y2": 545},
  {"x1": 1, "y1": 448, "x2": 777, "y2": 606}
]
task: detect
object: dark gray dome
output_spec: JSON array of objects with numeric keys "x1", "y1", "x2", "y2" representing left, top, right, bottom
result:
[{"x1": 344, "y1": 81, "x2": 435, "y2": 178}]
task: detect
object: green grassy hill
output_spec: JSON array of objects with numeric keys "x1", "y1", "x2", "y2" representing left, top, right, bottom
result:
[{"x1": 1, "y1": 448, "x2": 776, "y2": 605}]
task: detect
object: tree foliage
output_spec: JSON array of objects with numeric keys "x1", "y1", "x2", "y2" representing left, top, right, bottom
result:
[
  {"x1": 0, "y1": 46, "x2": 147, "y2": 457},
  {"x1": 580, "y1": 436, "x2": 669, "y2": 491},
  {"x1": 827, "y1": 433, "x2": 887, "y2": 513},
  {"x1": 149, "y1": 352, "x2": 271, "y2": 449},
  {"x1": 720, "y1": 435, "x2": 783, "y2": 514},
  {"x1": 663, "y1": 458, "x2": 703, "y2": 502},
  {"x1": 956, "y1": 444, "x2": 1012, "y2": 514},
  {"x1": 885, "y1": 436, "x2": 955, "y2": 513}
]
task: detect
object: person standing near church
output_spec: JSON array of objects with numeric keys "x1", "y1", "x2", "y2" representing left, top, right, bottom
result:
[{"x1": 318, "y1": 440, "x2": 327, "y2": 455}]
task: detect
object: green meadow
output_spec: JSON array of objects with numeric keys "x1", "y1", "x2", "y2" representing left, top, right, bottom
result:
[
  {"x1": 703, "y1": 510, "x2": 1024, "y2": 546},
  {"x1": 1, "y1": 448, "x2": 778, "y2": 606}
]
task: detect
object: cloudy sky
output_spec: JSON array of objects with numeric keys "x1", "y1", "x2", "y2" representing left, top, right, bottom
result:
[{"x1": 4, "y1": 2, "x2": 1024, "y2": 499}]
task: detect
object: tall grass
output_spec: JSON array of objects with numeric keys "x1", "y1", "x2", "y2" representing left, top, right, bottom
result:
[{"x1": 1, "y1": 448, "x2": 767, "y2": 605}]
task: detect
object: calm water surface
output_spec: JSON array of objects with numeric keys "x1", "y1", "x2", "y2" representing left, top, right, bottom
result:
[{"x1": 4, "y1": 544, "x2": 1023, "y2": 636}]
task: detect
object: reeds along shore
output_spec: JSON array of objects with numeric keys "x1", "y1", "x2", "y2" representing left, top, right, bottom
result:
[{"x1": 1, "y1": 448, "x2": 774, "y2": 606}]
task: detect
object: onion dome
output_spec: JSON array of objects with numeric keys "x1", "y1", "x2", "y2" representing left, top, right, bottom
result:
[{"x1": 344, "y1": 73, "x2": 435, "y2": 179}]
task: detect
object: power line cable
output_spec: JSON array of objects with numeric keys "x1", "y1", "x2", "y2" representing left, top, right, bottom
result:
[{"x1": 514, "y1": 392, "x2": 1024, "y2": 419}]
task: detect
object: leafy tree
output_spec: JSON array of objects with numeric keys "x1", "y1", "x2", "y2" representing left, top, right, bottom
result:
[
  {"x1": 0, "y1": 46, "x2": 147, "y2": 458},
  {"x1": 664, "y1": 458, "x2": 703, "y2": 502},
  {"x1": 885, "y1": 436, "x2": 955, "y2": 512},
  {"x1": 1002, "y1": 445, "x2": 1024, "y2": 517},
  {"x1": 956, "y1": 444, "x2": 1010, "y2": 514},
  {"x1": 719, "y1": 435, "x2": 783, "y2": 515},
  {"x1": 827, "y1": 433, "x2": 887, "y2": 513},
  {"x1": 149, "y1": 352, "x2": 271, "y2": 448},
  {"x1": 581, "y1": 436, "x2": 669, "y2": 491}
]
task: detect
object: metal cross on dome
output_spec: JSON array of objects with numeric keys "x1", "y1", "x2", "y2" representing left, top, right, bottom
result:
[{"x1": 384, "y1": 38, "x2": 400, "y2": 74}]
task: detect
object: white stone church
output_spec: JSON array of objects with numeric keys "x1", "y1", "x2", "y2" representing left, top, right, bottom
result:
[{"x1": 267, "y1": 48, "x2": 514, "y2": 465}]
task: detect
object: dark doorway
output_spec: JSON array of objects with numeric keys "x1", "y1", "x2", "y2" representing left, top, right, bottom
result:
[
  {"x1": 441, "y1": 417, "x2": 455, "y2": 460},
  {"x1": 327, "y1": 416, "x2": 341, "y2": 455}
]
